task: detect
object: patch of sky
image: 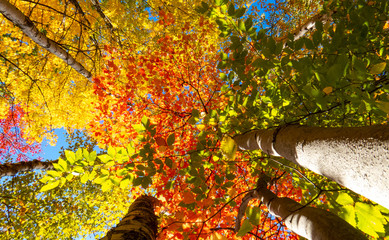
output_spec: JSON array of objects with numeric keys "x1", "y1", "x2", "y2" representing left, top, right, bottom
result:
[{"x1": 38, "y1": 128, "x2": 69, "y2": 160}]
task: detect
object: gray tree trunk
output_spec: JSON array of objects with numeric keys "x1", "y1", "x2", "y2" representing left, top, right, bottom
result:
[
  {"x1": 233, "y1": 125, "x2": 389, "y2": 209},
  {"x1": 0, "y1": 159, "x2": 57, "y2": 177},
  {"x1": 241, "y1": 177, "x2": 367, "y2": 240},
  {"x1": 0, "y1": 0, "x2": 92, "y2": 80},
  {"x1": 100, "y1": 195, "x2": 158, "y2": 240}
]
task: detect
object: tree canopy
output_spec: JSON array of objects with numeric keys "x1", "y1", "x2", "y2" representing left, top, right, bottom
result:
[{"x1": 0, "y1": 0, "x2": 388, "y2": 239}]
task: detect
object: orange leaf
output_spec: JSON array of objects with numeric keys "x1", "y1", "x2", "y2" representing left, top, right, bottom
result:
[
  {"x1": 182, "y1": 191, "x2": 196, "y2": 204},
  {"x1": 155, "y1": 137, "x2": 167, "y2": 146}
]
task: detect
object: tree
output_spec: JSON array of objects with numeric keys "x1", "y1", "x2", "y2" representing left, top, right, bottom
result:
[
  {"x1": 233, "y1": 124, "x2": 389, "y2": 209},
  {"x1": 236, "y1": 175, "x2": 367, "y2": 240},
  {"x1": 0, "y1": 0, "x2": 152, "y2": 145},
  {"x1": 0, "y1": 0, "x2": 92, "y2": 79},
  {"x1": 0, "y1": 170, "x2": 136, "y2": 239},
  {"x1": 209, "y1": 0, "x2": 389, "y2": 237},
  {"x1": 0, "y1": 159, "x2": 56, "y2": 177},
  {"x1": 2, "y1": 0, "x2": 389, "y2": 239},
  {"x1": 101, "y1": 195, "x2": 158, "y2": 240}
]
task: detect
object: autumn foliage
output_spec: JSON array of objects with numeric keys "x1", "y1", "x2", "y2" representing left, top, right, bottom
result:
[
  {"x1": 1, "y1": 0, "x2": 389, "y2": 239},
  {"x1": 0, "y1": 105, "x2": 41, "y2": 162},
  {"x1": 87, "y1": 8, "x2": 305, "y2": 239}
]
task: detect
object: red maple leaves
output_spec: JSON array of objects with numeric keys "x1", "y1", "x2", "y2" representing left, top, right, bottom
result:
[{"x1": 0, "y1": 105, "x2": 41, "y2": 162}]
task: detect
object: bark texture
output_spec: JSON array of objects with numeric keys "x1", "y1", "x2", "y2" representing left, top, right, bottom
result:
[
  {"x1": 0, "y1": 0, "x2": 92, "y2": 80},
  {"x1": 234, "y1": 125, "x2": 389, "y2": 209},
  {"x1": 0, "y1": 159, "x2": 56, "y2": 177},
  {"x1": 100, "y1": 195, "x2": 158, "y2": 240},
  {"x1": 236, "y1": 176, "x2": 367, "y2": 240}
]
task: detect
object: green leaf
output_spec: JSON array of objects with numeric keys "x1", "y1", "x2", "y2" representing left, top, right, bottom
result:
[
  {"x1": 237, "y1": 219, "x2": 253, "y2": 237},
  {"x1": 235, "y1": 7, "x2": 246, "y2": 18},
  {"x1": 108, "y1": 146, "x2": 116, "y2": 157},
  {"x1": 303, "y1": 85, "x2": 320, "y2": 98},
  {"x1": 80, "y1": 173, "x2": 89, "y2": 184},
  {"x1": 142, "y1": 176, "x2": 152, "y2": 188},
  {"x1": 220, "y1": 136, "x2": 237, "y2": 160},
  {"x1": 327, "y1": 62, "x2": 346, "y2": 82},
  {"x1": 220, "y1": 52, "x2": 228, "y2": 61},
  {"x1": 227, "y1": 4, "x2": 235, "y2": 16},
  {"x1": 89, "y1": 170, "x2": 97, "y2": 181},
  {"x1": 127, "y1": 144, "x2": 135, "y2": 156},
  {"x1": 165, "y1": 158, "x2": 173, "y2": 168},
  {"x1": 167, "y1": 133, "x2": 175, "y2": 146},
  {"x1": 89, "y1": 151, "x2": 97, "y2": 165},
  {"x1": 201, "y1": 1, "x2": 209, "y2": 9},
  {"x1": 245, "y1": 17, "x2": 253, "y2": 31},
  {"x1": 75, "y1": 148, "x2": 82, "y2": 160},
  {"x1": 101, "y1": 181, "x2": 112, "y2": 192},
  {"x1": 72, "y1": 166, "x2": 84, "y2": 173},
  {"x1": 120, "y1": 176, "x2": 132, "y2": 189},
  {"x1": 248, "y1": 206, "x2": 261, "y2": 225},
  {"x1": 165, "y1": 181, "x2": 174, "y2": 190},
  {"x1": 58, "y1": 158, "x2": 68, "y2": 171},
  {"x1": 39, "y1": 175, "x2": 52, "y2": 183},
  {"x1": 336, "y1": 192, "x2": 355, "y2": 206},
  {"x1": 94, "y1": 175, "x2": 108, "y2": 184},
  {"x1": 40, "y1": 180, "x2": 60, "y2": 192},
  {"x1": 65, "y1": 174, "x2": 74, "y2": 181},
  {"x1": 99, "y1": 154, "x2": 112, "y2": 163},
  {"x1": 195, "y1": 5, "x2": 208, "y2": 14},
  {"x1": 141, "y1": 115, "x2": 149, "y2": 127},
  {"x1": 132, "y1": 123, "x2": 145, "y2": 133},
  {"x1": 369, "y1": 62, "x2": 386, "y2": 75},
  {"x1": 355, "y1": 202, "x2": 385, "y2": 238},
  {"x1": 64, "y1": 150, "x2": 76, "y2": 164},
  {"x1": 47, "y1": 170, "x2": 61, "y2": 178},
  {"x1": 219, "y1": 72, "x2": 227, "y2": 81},
  {"x1": 238, "y1": 20, "x2": 245, "y2": 31},
  {"x1": 217, "y1": 61, "x2": 227, "y2": 69},
  {"x1": 339, "y1": 205, "x2": 357, "y2": 227},
  {"x1": 133, "y1": 177, "x2": 142, "y2": 187},
  {"x1": 83, "y1": 148, "x2": 89, "y2": 159}
]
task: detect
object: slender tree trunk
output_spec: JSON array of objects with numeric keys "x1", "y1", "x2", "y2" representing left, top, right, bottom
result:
[
  {"x1": 236, "y1": 176, "x2": 367, "y2": 240},
  {"x1": 100, "y1": 195, "x2": 158, "y2": 240},
  {"x1": 0, "y1": 159, "x2": 57, "y2": 177},
  {"x1": 233, "y1": 125, "x2": 389, "y2": 209},
  {"x1": 90, "y1": 0, "x2": 114, "y2": 31},
  {"x1": 0, "y1": 0, "x2": 92, "y2": 80}
]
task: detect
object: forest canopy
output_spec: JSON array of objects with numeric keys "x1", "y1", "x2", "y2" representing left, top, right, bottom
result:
[{"x1": 0, "y1": 0, "x2": 388, "y2": 239}]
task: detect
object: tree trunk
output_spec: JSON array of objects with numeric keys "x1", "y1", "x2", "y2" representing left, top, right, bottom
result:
[
  {"x1": 233, "y1": 125, "x2": 389, "y2": 209},
  {"x1": 100, "y1": 195, "x2": 158, "y2": 240},
  {"x1": 0, "y1": 0, "x2": 92, "y2": 80},
  {"x1": 0, "y1": 159, "x2": 57, "y2": 177},
  {"x1": 249, "y1": 177, "x2": 367, "y2": 240}
]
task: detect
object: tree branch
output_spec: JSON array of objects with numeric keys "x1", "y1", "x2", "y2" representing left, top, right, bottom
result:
[{"x1": 0, "y1": 0, "x2": 92, "y2": 80}]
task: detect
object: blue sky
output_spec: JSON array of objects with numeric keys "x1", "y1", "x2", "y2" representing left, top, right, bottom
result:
[{"x1": 39, "y1": 128, "x2": 69, "y2": 160}]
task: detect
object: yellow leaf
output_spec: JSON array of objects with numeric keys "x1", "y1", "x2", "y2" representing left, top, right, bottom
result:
[
  {"x1": 197, "y1": 124, "x2": 206, "y2": 130},
  {"x1": 220, "y1": 136, "x2": 237, "y2": 160}
]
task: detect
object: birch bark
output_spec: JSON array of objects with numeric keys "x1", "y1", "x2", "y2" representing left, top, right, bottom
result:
[
  {"x1": 0, "y1": 0, "x2": 92, "y2": 80},
  {"x1": 234, "y1": 125, "x2": 389, "y2": 209}
]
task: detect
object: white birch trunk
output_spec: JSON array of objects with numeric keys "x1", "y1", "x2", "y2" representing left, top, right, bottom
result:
[
  {"x1": 0, "y1": 0, "x2": 92, "y2": 80},
  {"x1": 257, "y1": 186, "x2": 367, "y2": 240},
  {"x1": 0, "y1": 159, "x2": 57, "y2": 177},
  {"x1": 234, "y1": 125, "x2": 389, "y2": 209}
]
